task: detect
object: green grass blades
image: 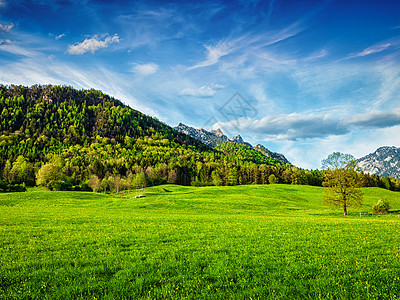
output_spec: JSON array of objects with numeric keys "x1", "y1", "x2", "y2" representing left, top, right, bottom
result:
[{"x1": 1, "y1": 185, "x2": 400, "y2": 299}]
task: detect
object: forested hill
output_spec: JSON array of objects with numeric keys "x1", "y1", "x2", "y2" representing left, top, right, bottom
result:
[{"x1": 0, "y1": 84, "x2": 209, "y2": 160}]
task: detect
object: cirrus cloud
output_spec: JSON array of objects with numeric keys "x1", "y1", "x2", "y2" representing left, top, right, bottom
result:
[{"x1": 67, "y1": 34, "x2": 119, "y2": 55}]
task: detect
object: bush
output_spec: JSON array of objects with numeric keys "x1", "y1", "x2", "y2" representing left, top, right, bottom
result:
[
  {"x1": 52, "y1": 180, "x2": 73, "y2": 191},
  {"x1": 74, "y1": 183, "x2": 92, "y2": 192},
  {"x1": 0, "y1": 182, "x2": 26, "y2": 193},
  {"x1": 372, "y1": 199, "x2": 390, "y2": 213}
]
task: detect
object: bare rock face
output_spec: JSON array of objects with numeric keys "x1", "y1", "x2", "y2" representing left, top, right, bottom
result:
[
  {"x1": 175, "y1": 123, "x2": 290, "y2": 164},
  {"x1": 175, "y1": 123, "x2": 229, "y2": 147},
  {"x1": 357, "y1": 146, "x2": 400, "y2": 178}
]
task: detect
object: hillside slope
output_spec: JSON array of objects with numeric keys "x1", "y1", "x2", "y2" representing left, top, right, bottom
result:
[{"x1": 215, "y1": 141, "x2": 288, "y2": 166}]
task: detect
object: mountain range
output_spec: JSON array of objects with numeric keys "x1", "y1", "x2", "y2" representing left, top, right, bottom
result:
[
  {"x1": 357, "y1": 146, "x2": 400, "y2": 178},
  {"x1": 175, "y1": 123, "x2": 290, "y2": 164}
]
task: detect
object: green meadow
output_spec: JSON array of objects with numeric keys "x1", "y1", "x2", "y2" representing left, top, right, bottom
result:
[{"x1": 1, "y1": 185, "x2": 400, "y2": 299}]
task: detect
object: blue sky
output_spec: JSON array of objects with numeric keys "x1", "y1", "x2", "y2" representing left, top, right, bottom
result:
[{"x1": 1, "y1": 0, "x2": 399, "y2": 169}]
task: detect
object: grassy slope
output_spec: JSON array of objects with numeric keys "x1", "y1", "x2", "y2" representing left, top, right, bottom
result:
[{"x1": 1, "y1": 185, "x2": 400, "y2": 299}]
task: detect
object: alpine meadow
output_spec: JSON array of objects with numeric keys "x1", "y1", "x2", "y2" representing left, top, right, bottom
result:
[
  {"x1": 1, "y1": 185, "x2": 400, "y2": 299},
  {"x1": 1, "y1": 0, "x2": 400, "y2": 299}
]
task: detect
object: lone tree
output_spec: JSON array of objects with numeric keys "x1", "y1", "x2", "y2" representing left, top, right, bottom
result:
[{"x1": 321, "y1": 152, "x2": 363, "y2": 216}]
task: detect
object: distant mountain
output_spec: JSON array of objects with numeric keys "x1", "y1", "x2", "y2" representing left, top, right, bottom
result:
[
  {"x1": 175, "y1": 123, "x2": 290, "y2": 164},
  {"x1": 357, "y1": 146, "x2": 400, "y2": 178}
]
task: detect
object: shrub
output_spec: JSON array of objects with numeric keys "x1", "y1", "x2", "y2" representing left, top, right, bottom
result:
[
  {"x1": 372, "y1": 199, "x2": 390, "y2": 213},
  {"x1": 268, "y1": 174, "x2": 279, "y2": 184}
]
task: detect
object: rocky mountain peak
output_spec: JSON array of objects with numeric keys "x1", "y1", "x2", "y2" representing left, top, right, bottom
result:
[
  {"x1": 357, "y1": 146, "x2": 400, "y2": 178},
  {"x1": 211, "y1": 128, "x2": 224, "y2": 138}
]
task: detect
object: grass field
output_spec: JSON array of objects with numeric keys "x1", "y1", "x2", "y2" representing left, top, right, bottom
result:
[{"x1": 1, "y1": 184, "x2": 400, "y2": 299}]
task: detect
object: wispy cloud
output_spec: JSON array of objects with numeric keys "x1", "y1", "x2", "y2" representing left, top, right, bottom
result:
[
  {"x1": 346, "y1": 40, "x2": 400, "y2": 60},
  {"x1": 304, "y1": 49, "x2": 327, "y2": 61},
  {"x1": 188, "y1": 20, "x2": 304, "y2": 72},
  {"x1": 67, "y1": 34, "x2": 119, "y2": 55},
  {"x1": 0, "y1": 23, "x2": 14, "y2": 32},
  {"x1": 188, "y1": 42, "x2": 232, "y2": 70},
  {"x1": 132, "y1": 62, "x2": 159, "y2": 76},
  {"x1": 179, "y1": 84, "x2": 225, "y2": 98},
  {"x1": 356, "y1": 43, "x2": 392, "y2": 57},
  {"x1": 0, "y1": 40, "x2": 39, "y2": 57}
]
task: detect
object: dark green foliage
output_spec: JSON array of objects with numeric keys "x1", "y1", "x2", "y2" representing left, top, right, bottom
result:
[{"x1": 0, "y1": 180, "x2": 26, "y2": 192}]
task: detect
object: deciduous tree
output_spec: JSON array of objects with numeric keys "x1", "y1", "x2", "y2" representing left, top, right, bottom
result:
[{"x1": 322, "y1": 152, "x2": 363, "y2": 216}]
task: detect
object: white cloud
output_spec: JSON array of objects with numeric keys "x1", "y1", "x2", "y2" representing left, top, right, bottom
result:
[
  {"x1": 179, "y1": 85, "x2": 216, "y2": 98},
  {"x1": 132, "y1": 62, "x2": 159, "y2": 76},
  {"x1": 67, "y1": 34, "x2": 119, "y2": 55},
  {"x1": 0, "y1": 23, "x2": 14, "y2": 32}
]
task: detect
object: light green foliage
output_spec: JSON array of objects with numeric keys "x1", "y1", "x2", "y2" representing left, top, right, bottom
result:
[
  {"x1": 372, "y1": 198, "x2": 391, "y2": 213},
  {"x1": 9, "y1": 156, "x2": 35, "y2": 186},
  {"x1": 0, "y1": 185, "x2": 400, "y2": 299},
  {"x1": 36, "y1": 163, "x2": 62, "y2": 188},
  {"x1": 132, "y1": 172, "x2": 146, "y2": 189}
]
